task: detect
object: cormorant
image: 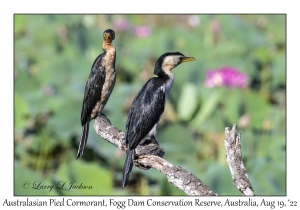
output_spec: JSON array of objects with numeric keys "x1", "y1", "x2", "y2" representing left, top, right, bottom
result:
[
  {"x1": 77, "y1": 29, "x2": 116, "y2": 159},
  {"x1": 122, "y1": 52, "x2": 195, "y2": 188}
]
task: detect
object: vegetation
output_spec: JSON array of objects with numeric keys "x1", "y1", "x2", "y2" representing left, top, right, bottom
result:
[{"x1": 14, "y1": 14, "x2": 286, "y2": 195}]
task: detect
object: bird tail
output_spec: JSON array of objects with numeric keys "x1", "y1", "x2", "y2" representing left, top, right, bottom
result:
[
  {"x1": 76, "y1": 122, "x2": 89, "y2": 159},
  {"x1": 122, "y1": 149, "x2": 134, "y2": 188}
]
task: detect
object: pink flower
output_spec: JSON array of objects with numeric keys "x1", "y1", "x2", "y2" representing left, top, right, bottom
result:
[
  {"x1": 113, "y1": 18, "x2": 130, "y2": 31},
  {"x1": 133, "y1": 26, "x2": 151, "y2": 38},
  {"x1": 204, "y1": 67, "x2": 248, "y2": 89}
]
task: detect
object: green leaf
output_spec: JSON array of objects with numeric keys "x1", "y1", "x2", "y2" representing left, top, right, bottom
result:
[
  {"x1": 47, "y1": 97, "x2": 81, "y2": 139},
  {"x1": 271, "y1": 51, "x2": 286, "y2": 88},
  {"x1": 222, "y1": 89, "x2": 243, "y2": 123},
  {"x1": 191, "y1": 88, "x2": 224, "y2": 129},
  {"x1": 178, "y1": 83, "x2": 198, "y2": 121},
  {"x1": 244, "y1": 90, "x2": 270, "y2": 129},
  {"x1": 15, "y1": 161, "x2": 58, "y2": 195},
  {"x1": 14, "y1": 94, "x2": 28, "y2": 131},
  {"x1": 249, "y1": 158, "x2": 286, "y2": 195},
  {"x1": 201, "y1": 164, "x2": 240, "y2": 195},
  {"x1": 158, "y1": 123, "x2": 197, "y2": 173},
  {"x1": 54, "y1": 160, "x2": 113, "y2": 195}
]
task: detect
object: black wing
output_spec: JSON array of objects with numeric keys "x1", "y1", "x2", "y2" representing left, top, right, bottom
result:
[
  {"x1": 125, "y1": 78, "x2": 166, "y2": 150},
  {"x1": 81, "y1": 54, "x2": 106, "y2": 125}
]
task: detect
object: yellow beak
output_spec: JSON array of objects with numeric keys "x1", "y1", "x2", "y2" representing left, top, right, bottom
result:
[{"x1": 181, "y1": 57, "x2": 196, "y2": 63}]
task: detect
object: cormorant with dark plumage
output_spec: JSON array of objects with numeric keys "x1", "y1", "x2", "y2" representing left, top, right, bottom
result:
[
  {"x1": 122, "y1": 52, "x2": 195, "y2": 188},
  {"x1": 77, "y1": 29, "x2": 116, "y2": 159}
]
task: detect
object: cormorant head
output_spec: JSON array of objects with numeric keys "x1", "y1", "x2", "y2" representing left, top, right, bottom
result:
[
  {"x1": 103, "y1": 29, "x2": 115, "y2": 43},
  {"x1": 154, "y1": 52, "x2": 195, "y2": 77}
]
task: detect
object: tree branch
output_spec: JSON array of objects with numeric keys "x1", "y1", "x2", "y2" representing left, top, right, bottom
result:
[
  {"x1": 224, "y1": 124, "x2": 255, "y2": 196},
  {"x1": 93, "y1": 115, "x2": 254, "y2": 196},
  {"x1": 93, "y1": 114, "x2": 217, "y2": 196}
]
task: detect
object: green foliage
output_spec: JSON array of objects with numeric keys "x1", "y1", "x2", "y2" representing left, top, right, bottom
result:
[
  {"x1": 178, "y1": 82, "x2": 198, "y2": 121},
  {"x1": 53, "y1": 160, "x2": 113, "y2": 195},
  {"x1": 191, "y1": 88, "x2": 224, "y2": 130},
  {"x1": 15, "y1": 161, "x2": 58, "y2": 195},
  {"x1": 244, "y1": 90, "x2": 270, "y2": 129},
  {"x1": 14, "y1": 14, "x2": 285, "y2": 196},
  {"x1": 14, "y1": 94, "x2": 28, "y2": 131}
]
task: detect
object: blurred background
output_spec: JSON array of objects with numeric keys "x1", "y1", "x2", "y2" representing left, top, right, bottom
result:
[{"x1": 14, "y1": 14, "x2": 286, "y2": 196}]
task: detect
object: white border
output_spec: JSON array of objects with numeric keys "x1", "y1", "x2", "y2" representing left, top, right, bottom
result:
[{"x1": 1, "y1": 0, "x2": 298, "y2": 209}]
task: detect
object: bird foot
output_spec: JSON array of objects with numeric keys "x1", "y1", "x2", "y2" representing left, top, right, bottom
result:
[
  {"x1": 132, "y1": 136, "x2": 165, "y2": 170},
  {"x1": 135, "y1": 137, "x2": 164, "y2": 161},
  {"x1": 140, "y1": 136, "x2": 159, "y2": 146},
  {"x1": 150, "y1": 136, "x2": 159, "y2": 145}
]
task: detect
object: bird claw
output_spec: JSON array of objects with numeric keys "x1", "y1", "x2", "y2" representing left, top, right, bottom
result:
[
  {"x1": 150, "y1": 136, "x2": 159, "y2": 145},
  {"x1": 139, "y1": 136, "x2": 159, "y2": 146}
]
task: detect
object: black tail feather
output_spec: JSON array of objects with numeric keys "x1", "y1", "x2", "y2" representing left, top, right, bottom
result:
[
  {"x1": 76, "y1": 122, "x2": 89, "y2": 159},
  {"x1": 122, "y1": 149, "x2": 134, "y2": 188}
]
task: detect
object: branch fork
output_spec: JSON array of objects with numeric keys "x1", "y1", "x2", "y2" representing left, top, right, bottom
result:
[{"x1": 93, "y1": 114, "x2": 254, "y2": 196}]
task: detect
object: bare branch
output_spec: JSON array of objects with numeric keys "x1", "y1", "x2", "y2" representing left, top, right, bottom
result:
[
  {"x1": 93, "y1": 114, "x2": 217, "y2": 196},
  {"x1": 224, "y1": 124, "x2": 255, "y2": 196},
  {"x1": 136, "y1": 155, "x2": 216, "y2": 196}
]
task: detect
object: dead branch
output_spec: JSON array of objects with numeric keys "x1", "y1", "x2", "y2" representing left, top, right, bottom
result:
[
  {"x1": 93, "y1": 115, "x2": 253, "y2": 196},
  {"x1": 93, "y1": 114, "x2": 217, "y2": 196},
  {"x1": 224, "y1": 124, "x2": 255, "y2": 196}
]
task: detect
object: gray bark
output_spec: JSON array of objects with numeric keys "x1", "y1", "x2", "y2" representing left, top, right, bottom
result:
[
  {"x1": 224, "y1": 124, "x2": 255, "y2": 196},
  {"x1": 93, "y1": 114, "x2": 216, "y2": 195},
  {"x1": 93, "y1": 114, "x2": 253, "y2": 196}
]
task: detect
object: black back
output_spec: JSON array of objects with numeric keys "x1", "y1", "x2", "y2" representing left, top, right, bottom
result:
[
  {"x1": 125, "y1": 77, "x2": 167, "y2": 149},
  {"x1": 80, "y1": 54, "x2": 106, "y2": 125}
]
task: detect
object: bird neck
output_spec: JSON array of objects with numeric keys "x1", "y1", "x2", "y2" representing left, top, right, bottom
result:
[
  {"x1": 102, "y1": 41, "x2": 116, "y2": 65},
  {"x1": 102, "y1": 41, "x2": 115, "y2": 53},
  {"x1": 156, "y1": 70, "x2": 174, "y2": 95},
  {"x1": 164, "y1": 73, "x2": 174, "y2": 94},
  {"x1": 157, "y1": 68, "x2": 174, "y2": 81}
]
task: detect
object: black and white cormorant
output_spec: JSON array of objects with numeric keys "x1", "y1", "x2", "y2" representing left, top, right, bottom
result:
[
  {"x1": 122, "y1": 52, "x2": 195, "y2": 188},
  {"x1": 77, "y1": 29, "x2": 116, "y2": 159}
]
